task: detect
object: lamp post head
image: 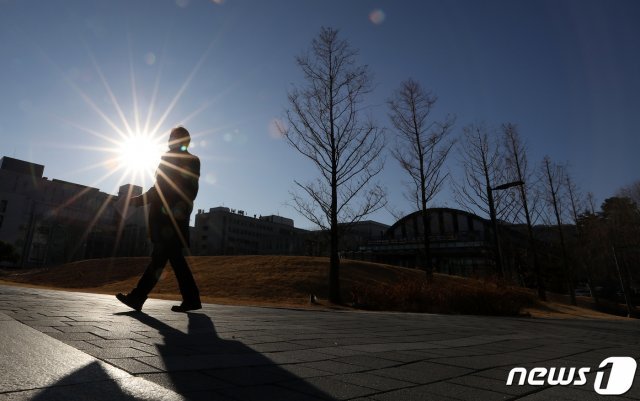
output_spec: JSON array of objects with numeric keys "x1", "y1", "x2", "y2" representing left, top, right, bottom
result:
[{"x1": 492, "y1": 180, "x2": 524, "y2": 191}]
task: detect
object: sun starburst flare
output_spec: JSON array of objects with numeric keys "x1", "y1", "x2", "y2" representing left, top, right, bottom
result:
[
  {"x1": 32, "y1": 31, "x2": 229, "y2": 260},
  {"x1": 116, "y1": 132, "x2": 166, "y2": 181}
]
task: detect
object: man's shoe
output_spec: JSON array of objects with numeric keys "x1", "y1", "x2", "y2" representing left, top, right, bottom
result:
[
  {"x1": 116, "y1": 293, "x2": 144, "y2": 311},
  {"x1": 171, "y1": 302, "x2": 202, "y2": 312}
]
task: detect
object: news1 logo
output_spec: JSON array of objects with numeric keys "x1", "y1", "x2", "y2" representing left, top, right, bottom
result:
[{"x1": 506, "y1": 357, "x2": 637, "y2": 395}]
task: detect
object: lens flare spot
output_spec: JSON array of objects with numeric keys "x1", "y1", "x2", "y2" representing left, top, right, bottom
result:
[
  {"x1": 104, "y1": 158, "x2": 119, "y2": 172},
  {"x1": 222, "y1": 129, "x2": 247, "y2": 145},
  {"x1": 205, "y1": 172, "x2": 217, "y2": 185},
  {"x1": 211, "y1": 0, "x2": 225, "y2": 4},
  {"x1": 176, "y1": 0, "x2": 189, "y2": 8},
  {"x1": 369, "y1": 9, "x2": 386, "y2": 25},
  {"x1": 144, "y1": 52, "x2": 156, "y2": 65}
]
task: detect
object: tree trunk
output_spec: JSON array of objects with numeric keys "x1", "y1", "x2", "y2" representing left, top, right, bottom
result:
[
  {"x1": 520, "y1": 186, "x2": 546, "y2": 300},
  {"x1": 329, "y1": 183, "x2": 341, "y2": 304},
  {"x1": 545, "y1": 160, "x2": 576, "y2": 305},
  {"x1": 421, "y1": 207, "x2": 431, "y2": 276}
]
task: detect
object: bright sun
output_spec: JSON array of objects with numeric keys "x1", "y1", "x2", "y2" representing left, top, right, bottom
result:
[{"x1": 117, "y1": 133, "x2": 164, "y2": 176}]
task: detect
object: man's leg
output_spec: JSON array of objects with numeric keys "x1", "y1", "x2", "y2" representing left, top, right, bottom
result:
[
  {"x1": 168, "y1": 247, "x2": 201, "y2": 309},
  {"x1": 119, "y1": 244, "x2": 169, "y2": 310}
]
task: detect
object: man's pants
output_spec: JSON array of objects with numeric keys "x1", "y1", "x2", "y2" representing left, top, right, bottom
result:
[{"x1": 130, "y1": 243, "x2": 200, "y2": 304}]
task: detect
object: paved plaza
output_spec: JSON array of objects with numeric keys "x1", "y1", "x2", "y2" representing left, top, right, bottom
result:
[{"x1": 0, "y1": 284, "x2": 639, "y2": 400}]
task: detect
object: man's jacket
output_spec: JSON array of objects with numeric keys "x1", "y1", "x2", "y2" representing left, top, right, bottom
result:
[{"x1": 145, "y1": 149, "x2": 200, "y2": 247}]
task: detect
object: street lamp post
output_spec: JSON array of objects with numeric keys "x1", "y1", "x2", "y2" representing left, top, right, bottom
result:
[{"x1": 487, "y1": 180, "x2": 524, "y2": 278}]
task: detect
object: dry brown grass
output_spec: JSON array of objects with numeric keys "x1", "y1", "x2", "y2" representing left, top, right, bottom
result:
[
  {"x1": 0, "y1": 255, "x2": 627, "y2": 318},
  {"x1": 0, "y1": 256, "x2": 422, "y2": 308}
]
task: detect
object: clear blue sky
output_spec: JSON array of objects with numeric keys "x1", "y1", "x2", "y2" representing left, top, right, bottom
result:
[{"x1": 1, "y1": 0, "x2": 639, "y2": 227}]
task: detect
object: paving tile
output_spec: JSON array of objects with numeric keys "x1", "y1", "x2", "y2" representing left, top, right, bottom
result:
[
  {"x1": 448, "y1": 374, "x2": 536, "y2": 396},
  {"x1": 339, "y1": 398, "x2": 378, "y2": 401},
  {"x1": 249, "y1": 342, "x2": 309, "y2": 353},
  {"x1": 313, "y1": 346, "x2": 366, "y2": 357},
  {"x1": 95, "y1": 331, "x2": 150, "y2": 340},
  {"x1": 56, "y1": 325, "x2": 111, "y2": 334},
  {"x1": 262, "y1": 349, "x2": 332, "y2": 364},
  {"x1": 137, "y1": 371, "x2": 230, "y2": 392},
  {"x1": 334, "y1": 372, "x2": 414, "y2": 391},
  {"x1": 205, "y1": 365, "x2": 296, "y2": 386},
  {"x1": 137, "y1": 352, "x2": 272, "y2": 371},
  {"x1": 217, "y1": 384, "x2": 329, "y2": 401},
  {"x1": 370, "y1": 386, "x2": 462, "y2": 401},
  {"x1": 281, "y1": 377, "x2": 377, "y2": 400},
  {"x1": 29, "y1": 325, "x2": 63, "y2": 333},
  {"x1": 371, "y1": 362, "x2": 472, "y2": 385},
  {"x1": 84, "y1": 347, "x2": 156, "y2": 359},
  {"x1": 345, "y1": 342, "x2": 442, "y2": 353},
  {"x1": 179, "y1": 390, "x2": 235, "y2": 401},
  {"x1": 332, "y1": 355, "x2": 401, "y2": 370},
  {"x1": 417, "y1": 381, "x2": 512, "y2": 400},
  {"x1": 369, "y1": 351, "x2": 436, "y2": 363},
  {"x1": 16, "y1": 319, "x2": 72, "y2": 327},
  {"x1": 278, "y1": 364, "x2": 334, "y2": 379},
  {"x1": 47, "y1": 332, "x2": 104, "y2": 341},
  {"x1": 104, "y1": 358, "x2": 163, "y2": 374},
  {"x1": 299, "y1": 360, "x2": 367, "y2": 374},
  {"x1": 434, "y1": 353, "x2": 536, "y2": 370},
  {"x1": 88, "y1": 339, "x2": 149, "y2": 348}
]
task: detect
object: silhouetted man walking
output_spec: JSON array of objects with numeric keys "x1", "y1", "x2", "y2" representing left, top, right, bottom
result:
[{"x1": 117, "y1": 127, "x2": 202, "y2": 312}]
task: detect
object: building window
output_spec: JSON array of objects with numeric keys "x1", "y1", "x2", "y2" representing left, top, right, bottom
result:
[{"x1": 0, "y1": 200, "x2": 7, "y2": 213}]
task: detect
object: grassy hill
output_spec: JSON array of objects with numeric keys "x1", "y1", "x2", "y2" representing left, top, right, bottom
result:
[{"x1": 0, "y1": 255, "x2": 626, "y2": 318}]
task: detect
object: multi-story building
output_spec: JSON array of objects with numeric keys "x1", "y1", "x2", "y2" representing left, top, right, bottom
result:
[
  {"x1": 304, "y1": 220, "x2": 390, "y2": 257},
  {"x1": 0, "y1": 156, "x2": 149, "y2": 267},
  {"x1": 0, "y1": 155, "x2": 392, "y2": 266},
  {"x1": 191, "y1": 207, "x2": 309, "y2": 256}
]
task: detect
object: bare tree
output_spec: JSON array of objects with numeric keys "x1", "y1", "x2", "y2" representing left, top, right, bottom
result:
[
  {"x1": 617, "y1": 180, "x2": 640, "y2": 206},
  {"x1": 454, "y1": 124, "x2": 514, "y2": 217},
  {"x1": 280, "y1": 27, "x2": 386, "y2": 303},
  {"x1": 586, "y1": 192, "x2": 597, "y2": 214},
  {"x1": 388, "y1": 79, "x2": 455, "y2": 275},
  {"x1": 454, "y1": 123, "x2": 516, "y2": 276},
  {"x1": 565, "y1": 170, "x2": 600, "y2": 303},
  {"x1": 502, "y1": 123, "x2": 545, "y2": 299},
  {"x1": 540, "y1": 156, "x2": 576, "y2": 305}
]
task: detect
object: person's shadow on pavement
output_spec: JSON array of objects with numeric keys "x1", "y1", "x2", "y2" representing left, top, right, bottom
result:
[
  {"x1": 28, "y1": 311, "x2": 335, "y2": 401},
  {"x1": 116, "y1": 310, "x2": 336, "y2": 401}
]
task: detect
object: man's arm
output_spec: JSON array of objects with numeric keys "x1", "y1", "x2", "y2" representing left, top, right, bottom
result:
[{"x1": 129, "y1": 187, "x2": 159, "y2": 207}]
